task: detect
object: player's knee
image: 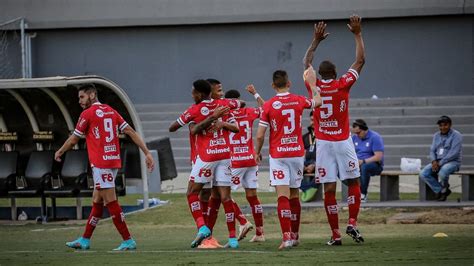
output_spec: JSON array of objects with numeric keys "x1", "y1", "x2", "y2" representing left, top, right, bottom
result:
[{"x1": 245, "y1": 188, "x2": 257, "y2": 198}]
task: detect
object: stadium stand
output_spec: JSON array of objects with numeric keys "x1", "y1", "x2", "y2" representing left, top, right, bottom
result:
[{"x1": 137, "y1": 95, "x2": 474, "y2": 173}]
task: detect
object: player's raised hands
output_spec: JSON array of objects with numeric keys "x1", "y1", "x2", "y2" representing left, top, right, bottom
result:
[
  {"x1": 303, "y1": 64, "x2": 317, "y2": 86},
  {"x1": 347, "y1": 15, "x2": 362, "y2": 34},
  {"x1": 313, "y1": 21, "x2": 329, "y2": 41},
  {"x1": 246, "y1": 84, "x2": 257, "y2": 95},
  {"x1": 212, "y1": 106, "x2": 230, "y2": 119}
]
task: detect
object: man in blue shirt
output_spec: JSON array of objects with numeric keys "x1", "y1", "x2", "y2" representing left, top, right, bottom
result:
[
  {"x1": 352, "y1": 119, "x2": 384, "y2": 202},
  {"x1": 419, "y1": 116, "x2": 462, "y2": 201}
]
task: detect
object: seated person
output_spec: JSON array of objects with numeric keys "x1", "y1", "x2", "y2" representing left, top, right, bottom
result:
[
  {"x1": 419, "y1": 116, "x2": 462, "y2": 201},
  {"x1": 300, "y1": 111, "x2": 318, "y2": 202},
  {"x1": 351, "y1": 119, "x2": 384, "y2": 202}
]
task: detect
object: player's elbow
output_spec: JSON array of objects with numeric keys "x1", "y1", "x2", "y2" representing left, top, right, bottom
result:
[{"x1": 356, "y1": 57, "x2": 365, "y2": 66}]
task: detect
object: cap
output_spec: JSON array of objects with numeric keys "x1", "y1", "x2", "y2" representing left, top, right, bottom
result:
[
  {"x1": 437, "y1": 115, "x2": 452, "y2": 125},
  {"x1": 352, "y1": 119, "x2": 368, "y2": 130}
]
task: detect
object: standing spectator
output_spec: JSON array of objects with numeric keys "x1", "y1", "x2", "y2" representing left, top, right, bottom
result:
[
  {"x1": 419, "y1": 116, "x2": 462, "y2": 201},
  {"x1": 300, "y1": 111, "x2": 319, "y2": 202},
  {"x1": 351, "y1": 119, "x2": 384, "y2": 203}
]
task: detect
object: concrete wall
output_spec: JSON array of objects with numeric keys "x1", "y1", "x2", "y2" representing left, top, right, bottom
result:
[{"x1": 27, "y1": 15, "x2": 472, "y2": 104}]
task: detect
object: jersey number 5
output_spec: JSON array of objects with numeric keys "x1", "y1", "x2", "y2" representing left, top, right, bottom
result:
[{"x1": 320, "y1": 96, "x2": 333, "y2": 119}]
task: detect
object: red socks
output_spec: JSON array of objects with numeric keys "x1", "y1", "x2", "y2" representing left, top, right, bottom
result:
[
  {"x1": 107, "y1": 200, "x2": 131, "y2": 240},
  {"x1": 83, "y1": 202, "x2": 103, "y2": 239},
  {"x1": 247, "y1": 195, "x2": 264, "y2": 236},
  {"x1": 277, "y1": 196, "x2": 292, "y2": 241},
  {"x1": 233, "y1": 200, "x2": 247, "y2": 226},
  {"x1": 289, "y1": 197, "x2": 301, "y2": 240},
  {"x1": 187, "y1": 193, "x2": 206, "y2": 229},
  {"x1": 347, "y1": 183, "x2": 361, "y2": 227},
  {"x1": 201, "y1": 200, "x2": 209, "y2": 225},
  {"x1": 324, "y1": 191, "x2": 340, "y2": 240},
  {"x1": 222, "y1": 200, "x2": 236, "y2": 238},
  {"x1": 207, "y1": 197, "x2": 221, "y2": 231}
]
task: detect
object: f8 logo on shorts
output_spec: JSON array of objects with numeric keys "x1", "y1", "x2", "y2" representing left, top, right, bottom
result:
[
  {"x1": 101, "y1": 173, "x2": 113, "y2": 183},
  {"x1": 272, "y1": 170, "x2": 285, "y2": 180},
  {"x1": 348, "y1": 161, "x2": 356, "y2": 169},
  {"x1": 231, "y1": 176, "x2": 241, "y2": 185},
  {"x1": 198, "y1": 168, "x2": 212, "y2": 178},
  {"x1": 318, "y1": 168, "x2": 326, "y2": 178}
]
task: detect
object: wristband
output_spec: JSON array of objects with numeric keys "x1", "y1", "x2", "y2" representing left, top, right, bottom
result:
[{"x1": 253, "y1": 93, "x2": 260, "y2": 99}]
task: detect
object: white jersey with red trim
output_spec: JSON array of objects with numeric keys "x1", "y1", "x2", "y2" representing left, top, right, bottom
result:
[
  {"x1": 177, "y1": 98, "x2": 240, "y2": 162},
  {"x1": 259, "y1": 92, "x2": 315, "y2": 158},
  {"x1": 229, "y1": 107, "x2": 261, "y2": 168},
  {"x1": 306, "y1": 68, "x2": 359, "y2": 141},
  {"x1": 74, "y1": 102, "x2": 127, "y2": 169}
]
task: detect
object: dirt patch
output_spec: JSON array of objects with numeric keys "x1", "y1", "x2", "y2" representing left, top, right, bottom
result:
[{"x1": 417, "y1": 208, "x2": 474, "y2": 224}]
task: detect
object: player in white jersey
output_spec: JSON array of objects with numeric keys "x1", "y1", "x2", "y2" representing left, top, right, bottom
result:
[{"x1": 303, "y1": 15, "x2": 366, "y2": 245}]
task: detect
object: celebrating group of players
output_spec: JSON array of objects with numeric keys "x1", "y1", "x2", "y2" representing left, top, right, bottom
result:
[
  {"x1": 58, "y1": 15, "x2": 365, "y2": 251},
  {"x1": 169, "y1": 15, "x2": 366, "y2": 249}
]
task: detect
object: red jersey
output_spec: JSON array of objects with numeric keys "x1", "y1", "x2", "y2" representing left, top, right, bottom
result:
[
  {"x1": 74, "y1": 102, "x2": 127, "y2": 168},
  {"x1": 306, "y1": 69, "x2": 359, "y2": 141},
  {"x1": 177, "y1": 98, "x2": 240, "y2": 162},
  {"x1": 229, "y1": 107, "x2": 261, "y2": 168},
  {"x1": 259, "y1": 92, "x2": 315, "y2": 158}
]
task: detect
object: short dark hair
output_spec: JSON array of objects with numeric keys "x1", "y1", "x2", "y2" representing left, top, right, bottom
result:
[
  {"x1": 273, "y1": 70, "x2": 288, "y2": 88},
  {"x1": 437, "y1": 115, "x2": 452, "y2": 125},
  {"x1": 352, "y1": 119, "x2": 368, "y2": 130},
  {"x1": 206, "y1": 78, "x2": 221, "y2": 86},
  {"x1": 77, "y1": 83, "x2": 97, "y2": 94},
  {"x1": 318, "y1": 60, "x2": 336, "y2": 79},
  {"x1": 225, "y1": 89, "x2": 240, "y2": 99},
  {"x1": 193, "y1": 79, "x2": 212, "y2": 96}
]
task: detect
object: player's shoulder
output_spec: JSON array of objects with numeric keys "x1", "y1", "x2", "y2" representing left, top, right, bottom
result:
[{"x1": 339, "y1": 68, "x2": 359, "y2": 81}]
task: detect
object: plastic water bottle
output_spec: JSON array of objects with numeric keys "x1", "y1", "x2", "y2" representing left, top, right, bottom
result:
[
  {"x1": 18, "y1": 211, "x2": 28, "y2": 221},
  {"x1": 137, "y1": 198, "x2": 160, "y2": 205}
]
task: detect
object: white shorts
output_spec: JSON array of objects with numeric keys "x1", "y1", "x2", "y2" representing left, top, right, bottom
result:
[
  {"x1": 189, "y1": 162, "x2": 212, "y2": 189},
  {"x1": 316, "y1": 137, "x2": 360, "y2": 183},
  {"x1": 230, "y1": 166, "x2": 259, "y2": 191},
  {"x1": 92, "y1": 167, "x2": 119, "y2": 190},
  {"x1": 189, "y1": 156, "x2": 232, "y2": 187},
  {"x1": 269, "y1": 156, "x2": 304, "y2": 188}
]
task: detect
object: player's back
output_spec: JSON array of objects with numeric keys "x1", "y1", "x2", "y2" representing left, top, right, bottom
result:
[
  {"x1": 259, "y1": 92, "x2": 314, "y2": 158},
  {"x1": 76, "y1": 103, "x2": 125, "y2": 169},
  {"x1": 309, "y1": 69, "x2": 359, "y2": 141},
  {"x1": 229, "y1": 107, "x2": 260, "y2": 168}
]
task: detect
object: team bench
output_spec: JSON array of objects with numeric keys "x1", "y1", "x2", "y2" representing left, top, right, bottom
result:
[{"x1": 378, "y1": 170, "x2": 474, "y2": 201}]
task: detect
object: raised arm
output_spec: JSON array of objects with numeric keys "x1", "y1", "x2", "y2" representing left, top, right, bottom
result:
[
  {"x1": 246, "y1": 84, "x2": 265, "y2": 107},
  {"x1": 347, "y1": 15, "x2": 365, "y2": 74},
  {"x1": 303, "y1": 65, "x2": 323, "y2": 107},
  {"x1": 303, "y1": 21, "x2": 329, "y2": 70}
]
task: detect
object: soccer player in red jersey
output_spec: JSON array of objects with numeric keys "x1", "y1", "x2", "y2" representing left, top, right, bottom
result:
[
  {"x1": 303, "y1": 15, "x2": 366, "y2": 245},
  {"x1": 169, "y1": 79, "x2": 242, "y2": 248},
  {"x1": 225, "y1": 85, "x2": 266, "y2": 243},
  {"x1": 255, "y1": 70, "x2": 322, "y2": 250},
  {"x1": 55, "y1": 84, "x2": 155, "y2": 251}
]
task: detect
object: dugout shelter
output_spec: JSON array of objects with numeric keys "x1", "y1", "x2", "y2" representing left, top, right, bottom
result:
[{"x1": 0, "y1": 76, "x2": 153, "y2": 210}]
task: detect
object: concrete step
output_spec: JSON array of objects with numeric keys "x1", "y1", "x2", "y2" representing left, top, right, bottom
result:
[
  {"x1": 381, "y1": 134, "x2": 474, "y2": 145},
  {"x1": 384, "y1": 144, "x2": 474, "y2": 156},
  {"x1": 134, "y1": 96, "x2": 474, "y2": 112},
  {"x1": 349, "y1": 106, "x2": 474, "y2": 117}
]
